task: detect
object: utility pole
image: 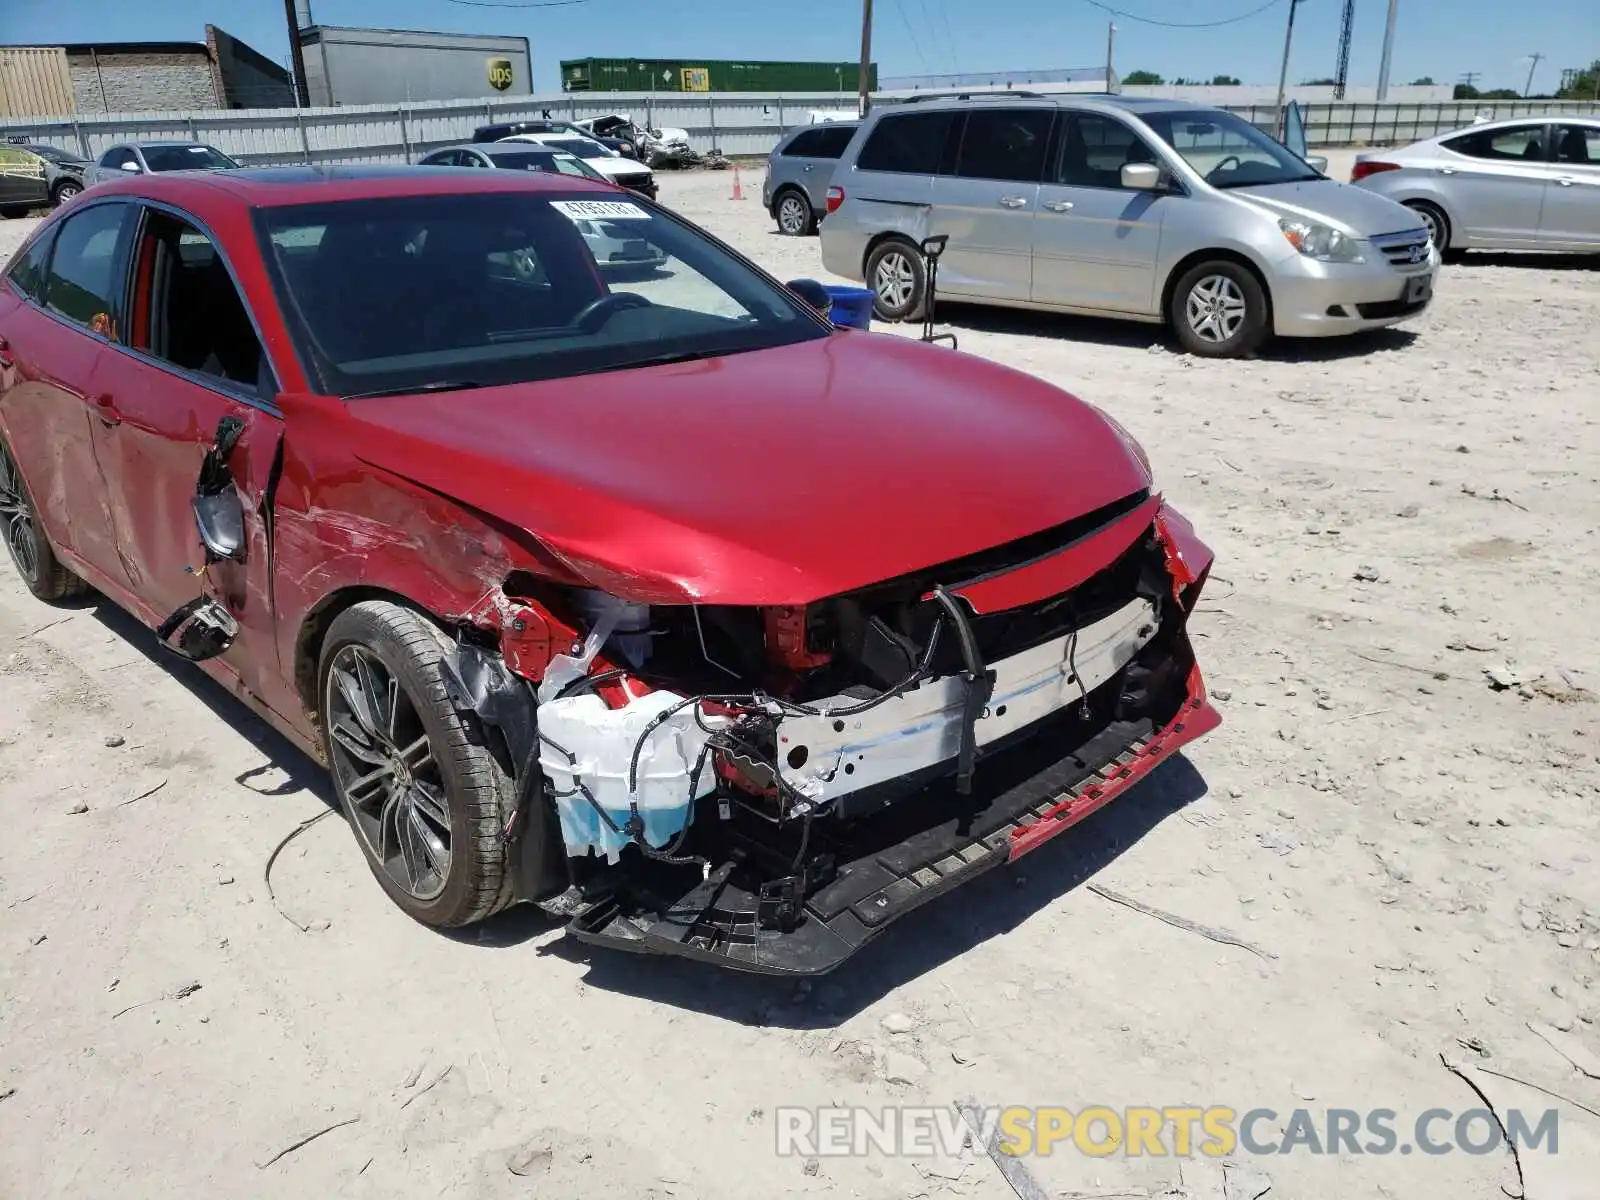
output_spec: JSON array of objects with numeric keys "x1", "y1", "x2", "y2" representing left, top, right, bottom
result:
[
  {"x1": 858, "y1": 0, "x2": 874, "y2": 118},
  {"x1": 1273, "y1": 0, "x2": 1303, "y2": 136},
  {"x1": 1459, "y1": 70, "x2": 1481, "y2": 91},
  {"x1": 283, "y1": 0, "x2": 311, "y2": 108},
  {"x1": 1106, "y1": 22, "x2": 1118, "y2": 93},
  {"x1": 1375, "y1": 0, "x2": 1399, "y2": 101},
  {"x1": 1523, "y1": 52, "x2": 1544, "y2": 97}
]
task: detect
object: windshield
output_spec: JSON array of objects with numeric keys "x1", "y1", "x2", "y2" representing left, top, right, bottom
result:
[
  {"x1": 143, "y1": 145, "x2": 240, "y2": 172},
  {"x1": 487, "y1": 150, "x2": 604, "y2": 180},
  {"x1": 256, "y1": 191, "x2": 827, "y2": 396},
  {"x1": 1141, "y1": 109, "x2": 1321, "y2": 189}
]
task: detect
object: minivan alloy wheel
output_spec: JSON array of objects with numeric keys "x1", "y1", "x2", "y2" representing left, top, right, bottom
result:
[
  {"x1": 873, "y1": 250, "x2": 917, "y2": 310},
  {"x1": 1185, "y1": 275, "x2": 1248, "y2": 345},
  {"x1": 777, "y1": 193, "x2": 810, "y2": 235},
  {"x1": 326, "y1": 643, "x2": 451, "y2": 902},
  {"x1": 0, "y1": 442, "x2": 39, "y2": 582}
]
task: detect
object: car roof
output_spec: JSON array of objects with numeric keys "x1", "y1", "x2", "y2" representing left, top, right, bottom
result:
[
  {"x1": 83, "y1": 163, "x2": 617, "y2": 207},
  {"x1": 429, "y1": 143, "x2": 562, "y2": 156},
  {"x1": 871, "y1": 92, "x2": 1207, "y2": 118},
  {"x1": 123, "y1": 140, "x2": 223, "y2": 149},
  {"x1": 1422, "y1": 114, "x2": 1600, "y2": 140}
]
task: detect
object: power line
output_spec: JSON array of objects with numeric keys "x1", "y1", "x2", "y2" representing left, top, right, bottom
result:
[
  {"x1": 932, "y1": 0, "x2": 961, "y2": 73},
  {"x1": 1077, "y1": 0, "x2": 1289, "y2": 30},
  {"x1": 894, "y1": 0, "x2": 934, "y2": 73}
]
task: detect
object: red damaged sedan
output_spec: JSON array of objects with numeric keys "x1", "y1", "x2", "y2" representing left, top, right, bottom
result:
[{"x1": 0, "y1": 166, "x2": 1218, "y2": 974}]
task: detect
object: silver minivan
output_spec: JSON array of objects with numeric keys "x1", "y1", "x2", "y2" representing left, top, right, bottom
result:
[{"x1": 820, "y1": 94, "x2": 1439, "y2": 357}]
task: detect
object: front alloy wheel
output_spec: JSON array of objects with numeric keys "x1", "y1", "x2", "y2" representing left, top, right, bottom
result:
[
  {"x1": 1169, "y1": 260, "x2": 1269, "y2": 358},
  {"x1": 326, "y1": 644, "x2": 451, "y2": 901},
  {"x1": 53, "y1": 180, "x2": 83, "y2": 206},
  {"x1": 1185, "y1": 275, "x2": 1247, "y2": 346}
]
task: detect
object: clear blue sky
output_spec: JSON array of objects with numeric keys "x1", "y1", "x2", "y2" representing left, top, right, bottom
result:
[{"x1": 4, "y1": 0, "x2": 1595, "y2": 94}]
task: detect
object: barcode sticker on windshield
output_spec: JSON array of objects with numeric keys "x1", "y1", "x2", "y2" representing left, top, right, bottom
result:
[{"x1": 551, "y1": 200, "x2": 650, "y2": 221}]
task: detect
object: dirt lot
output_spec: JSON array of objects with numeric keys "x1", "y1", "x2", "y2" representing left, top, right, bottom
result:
[{"x1": 2, "y1": 161, "x2": 1599, "y2": 1200}]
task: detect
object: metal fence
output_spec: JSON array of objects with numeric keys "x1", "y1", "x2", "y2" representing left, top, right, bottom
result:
[{"x1": 3, "y1": 92, "x2": 1598, "y2": 167}]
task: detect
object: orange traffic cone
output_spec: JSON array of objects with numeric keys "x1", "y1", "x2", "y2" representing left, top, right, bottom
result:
[{"x1": 731, "y1": 163, "x2": 745, "y2": 201}]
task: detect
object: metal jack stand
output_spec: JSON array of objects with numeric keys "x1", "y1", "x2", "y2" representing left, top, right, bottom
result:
[{"x1": 918, "y1": 234, "x2": 958, "y2": 349}]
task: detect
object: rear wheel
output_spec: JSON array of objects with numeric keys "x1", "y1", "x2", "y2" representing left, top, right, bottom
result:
[
  {"x1": 1169, "y1": 260, "x2": 1269, "y2": 358},
  {"x1": 865, "y1": 238, "x2": 927, "y2": 322},
  {"x1": 0, "y1": 434, "x2": 89, "y2": 602},
  {"x1": 774, "y1": 189, "x2": 817, "y2": 237},
  {"x1": 320, "y1": 601, "x2": 517, "y2": 928}
]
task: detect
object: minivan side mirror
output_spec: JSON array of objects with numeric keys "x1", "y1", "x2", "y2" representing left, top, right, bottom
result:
[{"x1": 1120, "y1": 162, "x2": 1162, "y2": 191}]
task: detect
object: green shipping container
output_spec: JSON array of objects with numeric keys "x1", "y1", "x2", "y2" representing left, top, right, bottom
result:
[{"x1": 560, "y1": 58, "x2": 877, "y2": 94}]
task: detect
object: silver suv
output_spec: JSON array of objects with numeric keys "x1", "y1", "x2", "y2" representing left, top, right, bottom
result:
[
  {"x1": 820, "y1": 94, "x2": 1439, "y2": 357},
  {"x1": 763, "y1": 121, "x2": 859, "y2": 237}
]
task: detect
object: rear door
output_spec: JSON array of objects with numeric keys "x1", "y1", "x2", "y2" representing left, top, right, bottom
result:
[
  {"x1": 1540, "y1": 124, "x2": 1600, "y2": 247},
  {"x1": 90, "y1": 203, "x2": 285, "y2": 698},
  {"x1": 1435, "y1": 123, "x2": 1552, "y2": 244},
  {"x1": 0, "y1": 201, "x2": 138, "y2": 591},
  {"x1": 1031, "y1": 112, "x2": 1166, "y2": 315},
  {"x1": 0, "y1": 146, "x2": 50, "y2": 210},
  {"x1": 927, "y1": 107, "x2": 1053, "y2": 302}
]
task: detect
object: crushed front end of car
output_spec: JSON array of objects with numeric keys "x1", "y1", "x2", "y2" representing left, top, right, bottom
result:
[{"x1": 456, "y1": 492, "x2": 1218, "y2": 976}]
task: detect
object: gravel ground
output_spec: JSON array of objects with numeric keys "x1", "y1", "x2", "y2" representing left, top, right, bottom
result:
[{"x1": 1, "y1": 160, "x2": 1598, "y2": 1200}]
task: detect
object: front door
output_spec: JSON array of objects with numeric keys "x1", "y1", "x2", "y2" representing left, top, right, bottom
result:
[
  {"x1": 90, "y1": 205, "x2": 285, "y2": 704},
  {"x1": 926, "y1": 107, "x2": 1052, "y2": 303},
  {"x1": 1435, "y1": 122, "x2": 1551, "y2": 245},
  {"x1": 1031, "y1": 112, "x2": 1166, "y2": 315},
  {"x1": 0, "y1": 202, "x2": 138, "y2": 592},
  {"x1": 1540, "y1": 124, "x2": 1600, "y2": 247}
]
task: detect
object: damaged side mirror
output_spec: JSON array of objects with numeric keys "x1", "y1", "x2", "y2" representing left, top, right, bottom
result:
[{"x1": 193, "y1": 491, "x2": 245, "y2": 561}]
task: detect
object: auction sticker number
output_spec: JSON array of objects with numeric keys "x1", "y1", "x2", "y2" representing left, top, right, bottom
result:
[{"x1": 550, "y1": 200, "x2": 650, "y2": 221}]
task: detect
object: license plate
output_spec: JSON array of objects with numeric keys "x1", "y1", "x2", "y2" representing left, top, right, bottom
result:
[{"x1": 1403, "y1": 275, "x2": 1433, "y2": 304}]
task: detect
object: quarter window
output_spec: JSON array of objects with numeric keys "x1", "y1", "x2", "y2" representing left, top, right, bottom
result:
[
  {"x1": 1444, "y1": 125, "x2": 1547, "y2": 162},
  {"x1": 1554, "y1": 125, "x2": 1598, "y2": 165},
  {"x1": 856, "y1": 111, "x2": 957, "y2": 174},
  {"x1": 952, "y1": 110, "x2": 1053, "y2": 182},
  {"x1": 43, "y1": 204, "x2": 129, "y2": 333},
  {"x1": 4, "y1": 228, "x2": 55, "y2": 303}
]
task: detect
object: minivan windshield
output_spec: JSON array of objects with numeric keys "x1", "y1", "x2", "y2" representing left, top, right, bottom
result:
[
  {"x1": 1141, "y1": 109, "x2": 1322, "y2": 189},
  {"x1": 256, "y1": 191, "x2": 827, "y2": 396}
]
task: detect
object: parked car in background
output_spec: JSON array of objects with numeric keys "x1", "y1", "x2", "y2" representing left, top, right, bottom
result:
[
  {"x1": 82, "y1": 142, "x2": 240, "y2": 190},
  {"x1": 473, "y1": 119, "x2": 637, "y2": 158},
  {"x1": 0, "y1": 143, "x2": 90, "y2": 215},
  {"x1": 1351, "y1": 117, "x2": 1600, "y2": 257},
  {"x1": 497, "y1": 132, "x2": 656, "y2": 198},
  {"x1": 0, "y1": 163, "x2": 1217, "y2": 975},
  {"x1": 417, "y1": 145, "x2": 667, "y2": 273},
  {"x1": 764, "y1": 120, "x2": 859, "y2": 236},
  {"x1": 820, "y1": 94, "x2": 1437, "y2": 357}
]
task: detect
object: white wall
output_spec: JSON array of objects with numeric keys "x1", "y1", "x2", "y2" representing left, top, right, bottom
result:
[{"x1": 1123, "y1": 84, "x2": 1455, "y2": 105}]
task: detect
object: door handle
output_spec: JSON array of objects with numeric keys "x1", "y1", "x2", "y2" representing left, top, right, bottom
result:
[
  {"x1": 1556, "y1": 177, "x2": 1576, "y2": 186},
  {"x1": 1437, "y1": 167, "x2": 1458, "y2": 175},
  {"x1": 999, "y1": 195, "x2": 1028, "y2": 209},
  {"x1": 1042, "y1": 200, "x2": 1075, "y2": 212},
  {"x1": 92, "y1": 393, "x2": 121, "y2": 427}
]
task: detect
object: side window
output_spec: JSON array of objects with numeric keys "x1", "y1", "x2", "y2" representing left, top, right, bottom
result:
[
  {"x1": 43, "y1": 204, "x2": 129, "y2": 334},
  {"x1": 952, "y1": 109, "x2": 1053, "y2": 182},
  {"x1": 1055, "y1": 114, "x2": 1155, "y2": 188},
  {"x1": 4, "y1": 228, "x2": 56, "y2": 303},
  {"x1": 856, "y1": 112, "x2": 957, "y2": 174},
  {"x1": 1445, "y1": 125, "x2": 1547, "y2": 162},
  {"x1": 1554, "y1": 125, "x2": 1598, "y2": 165},
  {"x1": 100, "y1": 147, "x2": 135, "y2": 171},
  {"x1": 782, "y1": 129, "x2": 831, "y2": 157},
  {"x1": 814, "y1": 125, "x2": 858, "y2": 159},
  {"x1": 0, "y1": 147, "x2": 46, "y2": 188},
  {"x1": 132, "y1": 211, "x2": 267, "y2": 392}
]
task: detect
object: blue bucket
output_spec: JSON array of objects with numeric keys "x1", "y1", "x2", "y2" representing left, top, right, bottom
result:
[{"x1": 822, "y1": 284, "x2": 875, "y2": 331}]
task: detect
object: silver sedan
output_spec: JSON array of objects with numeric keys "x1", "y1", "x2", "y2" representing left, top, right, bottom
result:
[{"x1": 1351, "y1": 117, "x2": 1600, "y2": 257}]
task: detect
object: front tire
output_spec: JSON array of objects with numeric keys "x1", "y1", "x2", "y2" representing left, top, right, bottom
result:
[
  {"x1": 774, "y1": 189, "x2": 817, "y2": 237},
  {"x1": 865, "y1": 238, "x2": 927, "y2": 322},
  {"x1": 51, "y1": 180, "x2": 82, "y2": 207},
  {"x1": 0, "y1": 434, "x2": 90, "y2": 603},
  {"x1": 320, "y1": 601, "x2": 516, "y2": 928},
  {"x1": 1169, "y1": 260, "x2": 1269, "y2": 358}
]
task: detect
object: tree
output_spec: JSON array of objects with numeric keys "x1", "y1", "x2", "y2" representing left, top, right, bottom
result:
[
  {"x1": 1211, "y1": 74, "x2": 1242, "y2": 86},
  {"x1": 1557, "y1": 59, "x2": 1600, "y2": 99},
  {"x1": 1123, "y1": 70, "x2": 1164, "y2": 85},
  {"x1": 1409, "y1": 76, "x2": 1436, "y2": 85},
  {"x1": 1301, "y1": 77, "x2": 1338, "y2": 86},
  {"x1": 1453, "y1": 83, "x2": 1479, "y2": 100}
]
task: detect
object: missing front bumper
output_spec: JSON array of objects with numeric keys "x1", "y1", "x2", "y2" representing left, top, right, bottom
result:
[{"x1": 564, "y1": 660, "x2": 1219, "y2": 975}]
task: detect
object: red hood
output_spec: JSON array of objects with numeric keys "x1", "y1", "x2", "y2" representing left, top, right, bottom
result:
[{"x1": 337, "y1": 333, "x2": 1152, "y2": 605}]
